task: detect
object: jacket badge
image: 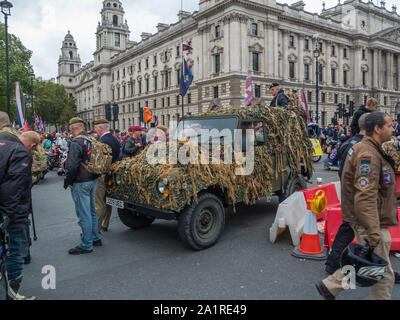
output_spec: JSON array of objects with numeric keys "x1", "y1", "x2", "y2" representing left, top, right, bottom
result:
[
  {"x1": 359, "y1": 164, "x2": 371, "y2": 176},
  {"x1": 357, "y1": 177, "x2": 370, "y2": 189}
]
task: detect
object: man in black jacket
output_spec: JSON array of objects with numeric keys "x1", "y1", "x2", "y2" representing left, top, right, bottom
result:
[
  {"x1": 121, "y1": 126, "x2": 144, "y2": 159},
  {"x1": 350, "y1": 98, "x2": 378, "y2": 136},
  {"x1": 269, "y1": 83, "x2": 289, "y2": 107},
  {"x1": 93, "y1": 119, "x2": 120, "y2": 232},
  {"x1": 0, "y1": 130, "x2": 40, "y2": 300},
  {"x1": 65, "y1": 118, "x2": 102, "y2": 255}
]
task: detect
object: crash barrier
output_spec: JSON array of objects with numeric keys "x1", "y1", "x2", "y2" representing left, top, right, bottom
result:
[
  {"x1": 396, "y1": 175, "x2": 400, "y2": 199},
  {"x1": 292, "y1": 190, "x2": 327, "y2": 260},
  {"x1": 270, "y1": 182, "x2": 341, "y2": 246},
  {"x1": 324, "y1": 206, "x2": 400, "y2": 252}
]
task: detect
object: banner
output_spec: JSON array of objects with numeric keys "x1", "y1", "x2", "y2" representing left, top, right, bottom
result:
[
  {"x1": 244, "y1": 70, "x2": 254, "y2": 107},
  {"x1": 301, "y1": 90, "x2": 311, "y2": 124},
  {"x1": 179, "y1": 58, "x2": 193, "y2": 97},
  {"x1": 15, "y1": 82, "x2": 25, "y2": 128}
]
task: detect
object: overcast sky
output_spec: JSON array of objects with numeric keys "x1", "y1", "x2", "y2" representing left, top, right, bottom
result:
[{"x1": 4, "y1": 0, "x2": 398, "y2": 80}]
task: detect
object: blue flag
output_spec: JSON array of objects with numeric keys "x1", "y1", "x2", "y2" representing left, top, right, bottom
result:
[{"x1": 179, "y1": 59, "x2": 193, "y2": 97}]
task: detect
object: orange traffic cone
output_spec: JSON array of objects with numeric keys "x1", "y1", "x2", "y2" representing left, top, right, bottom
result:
[{"x1": 292, "y1": 190, "x2": 327, "y2": 260}]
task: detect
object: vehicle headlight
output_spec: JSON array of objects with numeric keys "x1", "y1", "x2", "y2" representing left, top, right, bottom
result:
[
  {"x1": 115, "y1": 175, "x2": 122, "y2": 186},
  {"x1": 158, "y1": 178, "x2": 169, "y2": 194}
]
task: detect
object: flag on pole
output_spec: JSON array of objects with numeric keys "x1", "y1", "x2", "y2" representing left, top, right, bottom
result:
[
  {"x1": 182, "y1": 44, "x2": 193, "y2": 51},
  {"x1": 244, "y1": 70, "x2": 254, "y2": 107},
  {"x1": 39, "y1": 118, "x2": 45, "y2": 134},
  {"x1": 179, "y1": 58, "x2": 193, "y2": 97},
  {"x1": 301, "y1": 90, "x2": 311, "y2": 124},
  {"x1": 34, "y1": 112, "x2": 40, "y2": 132},
  {"x1": 15, "y1": 82, "x2": 25, "y2": 128}
]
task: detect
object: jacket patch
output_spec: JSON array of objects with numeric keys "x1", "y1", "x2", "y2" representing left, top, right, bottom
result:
[
  {"x1": 359, "y1": 164, "x2": 371, "y2": 176},
  {"x1": 0, "y1": 142, "x2": 6, "y2": 147},
  {"x1": 358, "y1": 177, "x2": 370, "y2": 189},
  {"x1": 383, "y1": 169, "x2": 392, "y2": 184},
  {"x1": 361, "y1": 157, "x2": 371, "y2": 165},
  {"x1": 348, "y1": 148, "x2": 354, "y2": 157}
]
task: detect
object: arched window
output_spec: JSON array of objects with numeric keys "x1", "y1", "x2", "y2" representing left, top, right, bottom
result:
[
  {"x1": 113, "y1": 15, "x2": 118, "y2": 26},
  {"x1": 69, "y1": 51, "x2": 73, "y2": 59}
]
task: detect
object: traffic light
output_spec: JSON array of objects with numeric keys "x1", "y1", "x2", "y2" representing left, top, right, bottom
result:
[
  {"x1": 139, "y1": 106, "x2": 144, "y2": 123},
  {"x1": 337, "y1": 103, "x2": 344, "y2": 118},
  {"x1": 112, "y1": 104, "x2": 119, "y2": 121},
  {"x1": 105, "y1": 104, "x2": 111, "y2": 121},
  {"x1": 349, "y1": 101, "x2": 355, "y2": 116}
]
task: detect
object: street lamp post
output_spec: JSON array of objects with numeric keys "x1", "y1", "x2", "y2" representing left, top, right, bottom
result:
[
  {"x1": 314, "y1": 47, "x2": 321, "y2": 125},
  {"x1": 1, "y1": 1, "x2": 13, "y2": 118}
]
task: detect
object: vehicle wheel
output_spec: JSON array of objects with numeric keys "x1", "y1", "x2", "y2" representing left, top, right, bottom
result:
[
  {"x1": 0, "y1": 262, "x2": 7, "y2": 301},
  {"x1": 178, "y1": 193, "x2": 225, "y2": 251},
  {"x1": 278, "y1": 175, "x2": 307, "y2": 203},
  {"x1": 118, "y1": 209, "x2": 155, "y2": 229},
  {"x1": 312, "y1": 156, "x2": 321, "y2": 163}
]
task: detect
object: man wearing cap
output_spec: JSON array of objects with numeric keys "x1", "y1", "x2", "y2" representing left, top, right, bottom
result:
[
  {"x1": 269, "y1": 83, "x2": 289, "y2": 107},
  {"x1": 94, "y1": 119, "x2": 120, "y2": 232},
  {"x1": 121, "y1": 126, "x2": 144, "y2": 159},
  {"x1": 64, "y1": 117, "x2": 102, "y2": 255}
]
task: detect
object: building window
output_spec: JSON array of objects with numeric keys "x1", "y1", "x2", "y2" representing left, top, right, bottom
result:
[
  {"x1": 362, "y1": 49, "x2": 366, "y2": 60},
  {"x1": 176, "y1": 46, "x2": 180, "y2": 57},
  {"x1": 346, "y1": 95, "x2": 350, "y2": 105},
  {"x1": 304, "y1": 64, "x2": 310, "y2": 81},
  {"x1": 165, "y1": 51, "x2": 168, "y2": 61},
  {"x1": 146, "y1": 58, "x2": 149, "y2": 69},
  {"x1": 331, "y1": 45, "x2": 335, "y2": 56},
  {"x1": 318, "y1": 42, "x2": 323, "y2": 53},
  {"x1": 113, "y1": 15, "x2": 118, "y2": 26},
  {"x1": 69, "y1": 51, "x2": 73, "y2": 59},
  {"x1": 318, "y1": 65, "x2": 323, "y2": 82},
  {"x1": 70, "y1": 64, "x2": 74, "y2": 73},
  {"x1": 214, "y1": 86, "x2": 219, "y2": 99},
  {"x1": 146, "y1": 79, "x2": 149, "y2": 93},
  {"x1": 138, "y1": 81, "x2": 142, "y2": 95},
  {"x1": 188, "y1": 93, "x2": 192, "y2": 104},
  {"x1": 177, "y1": 70, "x2": 180, "y2": 85},
  {"x1": 343, "y1": 48, "x2": 347, "y2": 59},
  {"x1": 343, "y1": 70, "x2": 348, "y2": 85},
  {"x1": 215, "y1": 54, "x2": 221, "y2": 73},
  {"x1": 321, "y1": 92, "x2": 326, "y2": 103},
  {"x1": 304, "y1": 39, "x2": 309, "y2": 50},
  {"x1": 176, "y1": 95, "x2": 180, "y2": 105},
  {"x1": 215, "y1": 25, "x2": 221, "y2": 38},
  {"x1": 255, "y1": 85, "x2": 261, "y2": 98},
  {"x1": 154, "y1": 55, "x2": 157, "y2": 65},
  {"x1": 252, "y1": 53, "x2": 259, "y2": 72},
  {"x1": 331, "y1": 69, "x2": 336, "y2": 84},
  {"x1": 167, "y1": 97, "x2": 170, "y2": 107},
  {"x1": 289, "y1": 35, "x2": 294, "y2": 48},
  {"x1": 252, "y1": 23, "x2": 258, "y2": 36},
  {"x1": 115, "y1": 33, "x2": 121, "y2": 47},
  {"x1": 154, "y1": 99, "x2": 157, "y2": 109},
  {"x1": 334, "y1": 94, "x2": 338, "y2": 104},
  {"x1": 289, "y1": 62, "x2": 295, "y2": 79},
  {"x1": 165, "y1": 72, "x2": 169, "y2": 88},
  {"x1": 384, "y1": 96, "x2": 387, "y2": 106},
  {"x1": 362, "y1": 71, "x2": 367, "y2": 86},
  {"x1": 138, "y1": 62, "x2": 141, "y2": 72},
  {"x1": 307, "y1": 91, "x2": 312, "y2": 102},
  {"x1": 154, "y1": 76, "x2": 158, "y2": 91},
  {"x1": 162, "y1": 98, "x2": 165, "y2": 108}
]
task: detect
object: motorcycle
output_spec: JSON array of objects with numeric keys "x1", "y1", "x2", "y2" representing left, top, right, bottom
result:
[{"x1": 46, "y1": 145, "x2": 61, "y2": 171}]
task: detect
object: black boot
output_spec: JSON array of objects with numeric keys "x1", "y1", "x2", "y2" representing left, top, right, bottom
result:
[
  {"x1": 7, "y1": 275, "x2": 36, "y2": 300},
  {"x1": 24, "y1": 252, "x2": 32, "y2": 265}
]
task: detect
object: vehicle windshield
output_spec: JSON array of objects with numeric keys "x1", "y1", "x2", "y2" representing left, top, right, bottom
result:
[{"x1": 173, "y1": 117, "x2": 238, "y2": 143}]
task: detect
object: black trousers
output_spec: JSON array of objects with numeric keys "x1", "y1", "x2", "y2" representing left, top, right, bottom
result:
[{"x1": 326, "y1": 222, "x2": 355, "y2": 269}]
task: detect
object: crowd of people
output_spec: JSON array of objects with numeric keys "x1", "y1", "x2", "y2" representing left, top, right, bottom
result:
[{"x1": 1, "y1": 83, "x2": 400, "y2": 301}]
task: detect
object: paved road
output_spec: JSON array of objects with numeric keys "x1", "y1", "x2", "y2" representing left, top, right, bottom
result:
[{"x1": 22, "y1": 156, "x2": 400, "y2": 300}]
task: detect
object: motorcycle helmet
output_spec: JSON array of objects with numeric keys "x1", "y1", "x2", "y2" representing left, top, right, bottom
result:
[{"x1": 340, "y1": 243, "x2": 388, "y2": 288}]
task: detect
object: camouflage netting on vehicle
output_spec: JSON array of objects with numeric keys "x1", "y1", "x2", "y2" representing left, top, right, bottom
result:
[
  {"x1": 107, "y1": 103, "x2": 314, "y2": 213},
  {"x1": 382, "y1": 138, "x2": 400, "y2": 170},
  {"x1": 0, "y1": 127, "x2": 47, "y2": 175}
]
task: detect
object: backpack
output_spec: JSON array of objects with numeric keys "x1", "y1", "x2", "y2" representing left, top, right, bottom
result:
[{"x1": 74, "y1": 135, "x2": 113, "y2": 175}]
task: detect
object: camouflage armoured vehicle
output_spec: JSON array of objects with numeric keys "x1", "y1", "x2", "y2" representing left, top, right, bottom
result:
[{"x1": 106, "y1": 104, "x2": 314, "y2": 250}]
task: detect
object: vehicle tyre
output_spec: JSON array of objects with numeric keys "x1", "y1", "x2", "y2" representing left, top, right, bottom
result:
[
  {"x1": 118, "y1": 209, "x2": 155, "y2": 229},
  {"x1": 178, "y1": 193, "x2": 225, "y2": 251},
  {"x1": 278, "y1": 175, "x2": 307, "y2": 203},
  {"x1": 312, "y1": 156, "x2": 321, "y2": 163}
]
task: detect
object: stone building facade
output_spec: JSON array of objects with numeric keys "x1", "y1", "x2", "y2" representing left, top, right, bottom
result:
[{"x1": 58, "y1": 0, "x2": 400, "y2": 130}]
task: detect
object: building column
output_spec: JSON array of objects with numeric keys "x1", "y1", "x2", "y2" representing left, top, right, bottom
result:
[
  {"x1": 388, "y1": 51, "x2": 393, "y2": 90},
  {"x1": 265, "y1": 22, "x2": 274, "y2": 77},
  {"x1": 326, "y1": 42, "x2": 332, "y2": 87},
  {"x1": 373, "y1": 48, "x2": 379, "y2": 89},
  {"x1": 223, "y1": 21, "x2": 230, "y2": 74},
  {"x1": 298, "y1": 34, "x2": 304, "y2": 83},
  {"x1": 354, "y1": 46, "x2": 362, "y2": 88},
  {"x1": 230, "y1": 18, "x2": 241, "y2": 73},
  {"x1": 273, "y1": 24, "x2": 279, "y2": 78},
  {"x1": 338, "y1": 44, "x2": 343, "y2": 86},
  {"x1": 282, "y1": 30, "x2": 288, "y2": 80},
  {"x1": 241, "y1": 17, "x2": 248, "y2": 73}
]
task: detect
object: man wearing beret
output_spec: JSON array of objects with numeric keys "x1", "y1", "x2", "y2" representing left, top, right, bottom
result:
[
  {"x1": 269, "y1": 83, "x2": 289, "y2": 107},
  {"x1": 94, "y1": 119, "x2": 120, "y2": 232},
  {"x1": 120, "y1": 126, "x2": 144, "y2": 159},
  {"x1": 65, "y1": 117, "x2": 102, "y2": 255}
]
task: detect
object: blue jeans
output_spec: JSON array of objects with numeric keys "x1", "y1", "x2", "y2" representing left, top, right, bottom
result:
[
  {"x1": 5, "y1": 223, "x2": 30, "y2": 281},
  {"x1": 71, "y1": 180, "x2": 102, "y2": 250}
]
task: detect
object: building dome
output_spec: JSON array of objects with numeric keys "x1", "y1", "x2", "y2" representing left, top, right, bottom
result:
[{"x1": 65, "y1": 30, "x2": 74, "y2": 41}]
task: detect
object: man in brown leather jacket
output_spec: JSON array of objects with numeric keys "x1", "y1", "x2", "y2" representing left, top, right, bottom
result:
[{"x1": 317, "y1": 111, "x2": 398, "y2": 300}]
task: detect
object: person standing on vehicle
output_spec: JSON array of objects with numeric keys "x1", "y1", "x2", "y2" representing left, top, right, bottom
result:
[
  {"x1": 316, "y1": 111, "x2": 398, "y2": 300},
  {"x1": 64, "y1": 118, "x2": 102, "y2": 255},
  {"x1": 0, "y1": 131, "x2": 40, "y2": 300},
  {"x1": 120, "y1": 126, "x2": 144, "y2": 159},
  {"x1": 93, "y1": 119, "x2": 120, "y2": 233},
  {"x1": 269, "y1": 83, "x2": 289, "y2": 107},
  {"x1": 350, "y1": 98, "x2": 378, "y2": 136}
]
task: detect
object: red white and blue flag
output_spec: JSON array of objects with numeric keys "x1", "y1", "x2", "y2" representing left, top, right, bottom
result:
[{"x1": 182, "y1": 44, "x2": 193, "y2": 51}]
